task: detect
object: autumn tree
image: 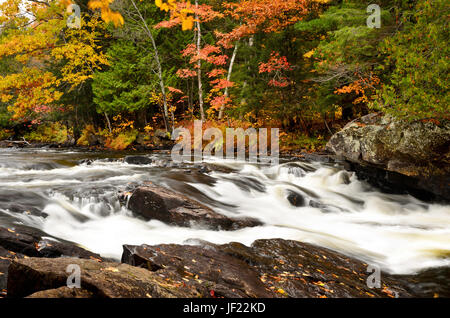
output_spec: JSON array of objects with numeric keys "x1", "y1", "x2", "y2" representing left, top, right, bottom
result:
[
  {"x1": 295, "y1": 0, "x2": 395, "y2": 121},
  {"x1": 0, "y1": 0, "x2": 108, "y2": 125},
  {"x1": 155, "y1": 1, "x2": 223, "y2": 121}
]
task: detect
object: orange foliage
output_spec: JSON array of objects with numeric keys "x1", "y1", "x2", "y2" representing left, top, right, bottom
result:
[
  {"x1": 218, "y1": 0, "x2": 312, "y2": 48},
  {"x1": 335, "y1": 74, "x2": 381, "y2": 104}
]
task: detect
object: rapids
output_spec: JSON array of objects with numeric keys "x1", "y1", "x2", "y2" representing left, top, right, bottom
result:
[{"x1": 0, "y1": 148, "x2": 449, "y2": 275}]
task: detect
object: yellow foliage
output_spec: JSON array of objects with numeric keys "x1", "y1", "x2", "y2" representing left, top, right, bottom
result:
[
  {"x1": 88, "y1": 0, "x2": 124, "y2": 26},
  {"x1": 104, "y1": 130, "x2": 138, "y2": 150},
  {"x1": 76, "y1": 125, "x2": 97, "y2": 146},
  {"x1": 0, "y1": 2, "x2": 109, "y2": 121},
  {"x1": 24, "y1": 123, "x2": 68, "y2": 143},
  {"x1": 155, "y1": 0, "x2": 177, "y2": 12},
  {"x1": 303, "y1": 49, "x2": 315, "y2": 59}
]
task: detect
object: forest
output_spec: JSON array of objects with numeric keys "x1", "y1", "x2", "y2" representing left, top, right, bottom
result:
[{"x1": 0, "y1": 0, "x2": 448, "y2": 151}]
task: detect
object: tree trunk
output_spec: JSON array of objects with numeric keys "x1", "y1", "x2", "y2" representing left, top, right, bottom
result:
[
  {"x1": 195, "y1": 0, "x2": 205, "y2": 122},
  {"x1": 104, "y1": 112, "x2": 112, "y2": 134},
  {"x1": 219, "y1": 42, "x2": 238, "y2": 120},
  {"x1": 130, "y1": 0, "x2": 173, "y2": 132}
]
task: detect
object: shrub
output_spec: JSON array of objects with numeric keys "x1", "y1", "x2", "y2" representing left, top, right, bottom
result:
[
  {"x1": 105, "y1": 130, "x2": 138, "y2": 150},
  {"x1": 23, "y1": 123, "x2": 68, "y2": 143}
]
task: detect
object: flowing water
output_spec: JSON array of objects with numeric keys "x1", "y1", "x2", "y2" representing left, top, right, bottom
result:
[{"x1": 0, "y1": 148, "x2": 449, "y2": 275}]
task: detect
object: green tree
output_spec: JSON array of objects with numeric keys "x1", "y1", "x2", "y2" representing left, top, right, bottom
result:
[
  {"x1": 92, "y1": 40, "x2": 160, "y2": 130},
  {"x1": 375, "y1": 0, "x2": 449, "y2": 120}
]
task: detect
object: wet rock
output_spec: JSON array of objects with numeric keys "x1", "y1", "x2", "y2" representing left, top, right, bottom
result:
[
  {"x1": 394, "y1": 266, "x2": 450, "y2": 298},
  {"x1": 327, "y1": 113, "x2": 450, "y2": 201},
  {"x1": 308, "y1": 200, "x2": 345, "y2": 213},
  {"x1": 161, "y1": 170, "x2": 217, "y2": 187},
  {"x1": 122, "y1": 242, "x2": 271, "y2": 298},
  {"x1": 27, "y1": 286, "x2": 95, "y2": 298},
  {"x1": 0, "y1": 190, "x2": 47, "y2": 218},
  {"x1": 127, "y1": 184, "x2": 262, "y2": 230},
  {"x1": 309, "y1": 200, "x2": 327, "y2": 209},
  {"x1": 286, "y1": 166, "x2": 306, "y2": 178},
  {"x1": 302, "y1": 152, "x2": 335, "y2": 163},
  {"x1": 221, "y1": 176, "x2": 266, "y2": 193},
  {"x1": 7, "y1": 257, "x2": 201, "y2": 298},
  {"x1": 286, "y1": 190, "x2": 305, "y2": 207},
  {"x1": 124, "y1": 155, "x2": 152, "y2": 165},
  {"x1": 199, "y1": 163, "x2": 238, "y2": 174},
  {"x1": 0, "y1": 225, "x2": 104, "y2": 294},
  {"x1": 77, "y1": 159, "x2": 93, "y2": 166},
  {"x1": 122, "y1": 239, "x2": 416, "y2": 298},
  {"x1": 7, "y1": 238, "x2": 445, "y2": 298},
  {"x1": 0, "y1": 245, "x2": 23, "y2": 297}
]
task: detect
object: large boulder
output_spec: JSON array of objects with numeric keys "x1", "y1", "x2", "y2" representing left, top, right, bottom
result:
[
  {"x1": 0, "y1": 225, "x2": 104, "y2": 296},
  {"x1": 127, "y1": 183, "x2": 262, "y2": 230},
  {"x1": 6, "y1": 238, "x2": 447, "y2": 298},
  {"x1": 327, "y1": 113, "x2": 450, "y2": 200},
  {"x1": 7, "y1": 257, "x2": 201, "y2": 298},
  {"x1": 122, "y1": 239, "x2": 421, "y2": 298}
]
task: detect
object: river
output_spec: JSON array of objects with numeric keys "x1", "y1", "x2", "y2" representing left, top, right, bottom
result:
[{"x1": 0, "y1": 148, "x2": 449, "y2": 275}]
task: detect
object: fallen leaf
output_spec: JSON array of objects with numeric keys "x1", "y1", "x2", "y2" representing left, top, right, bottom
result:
[
  {"x1": 89, "y1": 256, "x2": 102, "y2": 262},
  {"x1": 276, "y1": 288, "x2": 287, "y2": 295}
]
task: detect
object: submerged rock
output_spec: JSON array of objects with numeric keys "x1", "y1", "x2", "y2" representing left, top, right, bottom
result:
[
  {"x1": 124, "y1": 155, "x2": 152, "y2": 165},
  {"x1": 127, "y1": 184, "x2": 262, "y2": 230},
  {"x1": 327, "y1": 113, "x2": 450, "y2": 201},
  {"x1": 122, "y1": 239, "x2": 418, "y2": 298},
  {"x1": 286, "y1": 190, "x2": 306, "y2": 207}
]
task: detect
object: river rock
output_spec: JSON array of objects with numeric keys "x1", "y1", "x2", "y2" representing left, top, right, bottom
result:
[
  {"x1": 124, "y1": 155, "x2": 152, "y2": 165},
  {"x1": 77, "y1": 159, "x2": 93, "y2": 166},
  {"x1": 127, "y1": 184, "x2": 262, "y2": 230},
  {"x1": 0, "y1": 225, "x2": 104, "y2": 296},
  {"x1": 7, "y1": 257, "x2": 201, "y2": 298},
  {"x1": 122, "y1": 239, "x2": 415, "y2": 298},
  {"x1": 286, "y1": 190, "x2": 305, "y2": 207},
  {"x1": 326, "y1": 113, "x2": 450, "y2": 201}
]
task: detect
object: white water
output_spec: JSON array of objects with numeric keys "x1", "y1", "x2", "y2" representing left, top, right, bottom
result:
[{"x1": 1, "y1": 149, "x2": 449, "y2": 275}]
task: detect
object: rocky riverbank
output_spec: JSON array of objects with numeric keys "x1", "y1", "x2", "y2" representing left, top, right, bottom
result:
[
  {"x1": 326, "y1": 113, "x2": 450, "y2": 202},
  {"x1": 3, "y1": 229, "x2": 449, "y2": 298},
  {"x1": 1, "y1": 182, "x2": 449, "y2": 298},
  {"x1": 0, "y1": 129, "x2": 175, "y2": 152},
  {"x1": 1, "y1": 114, "x2": 449, "y2": 298},
  {"x1": 0, "y1": 225, "x2": 431, "y2": 298}
]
